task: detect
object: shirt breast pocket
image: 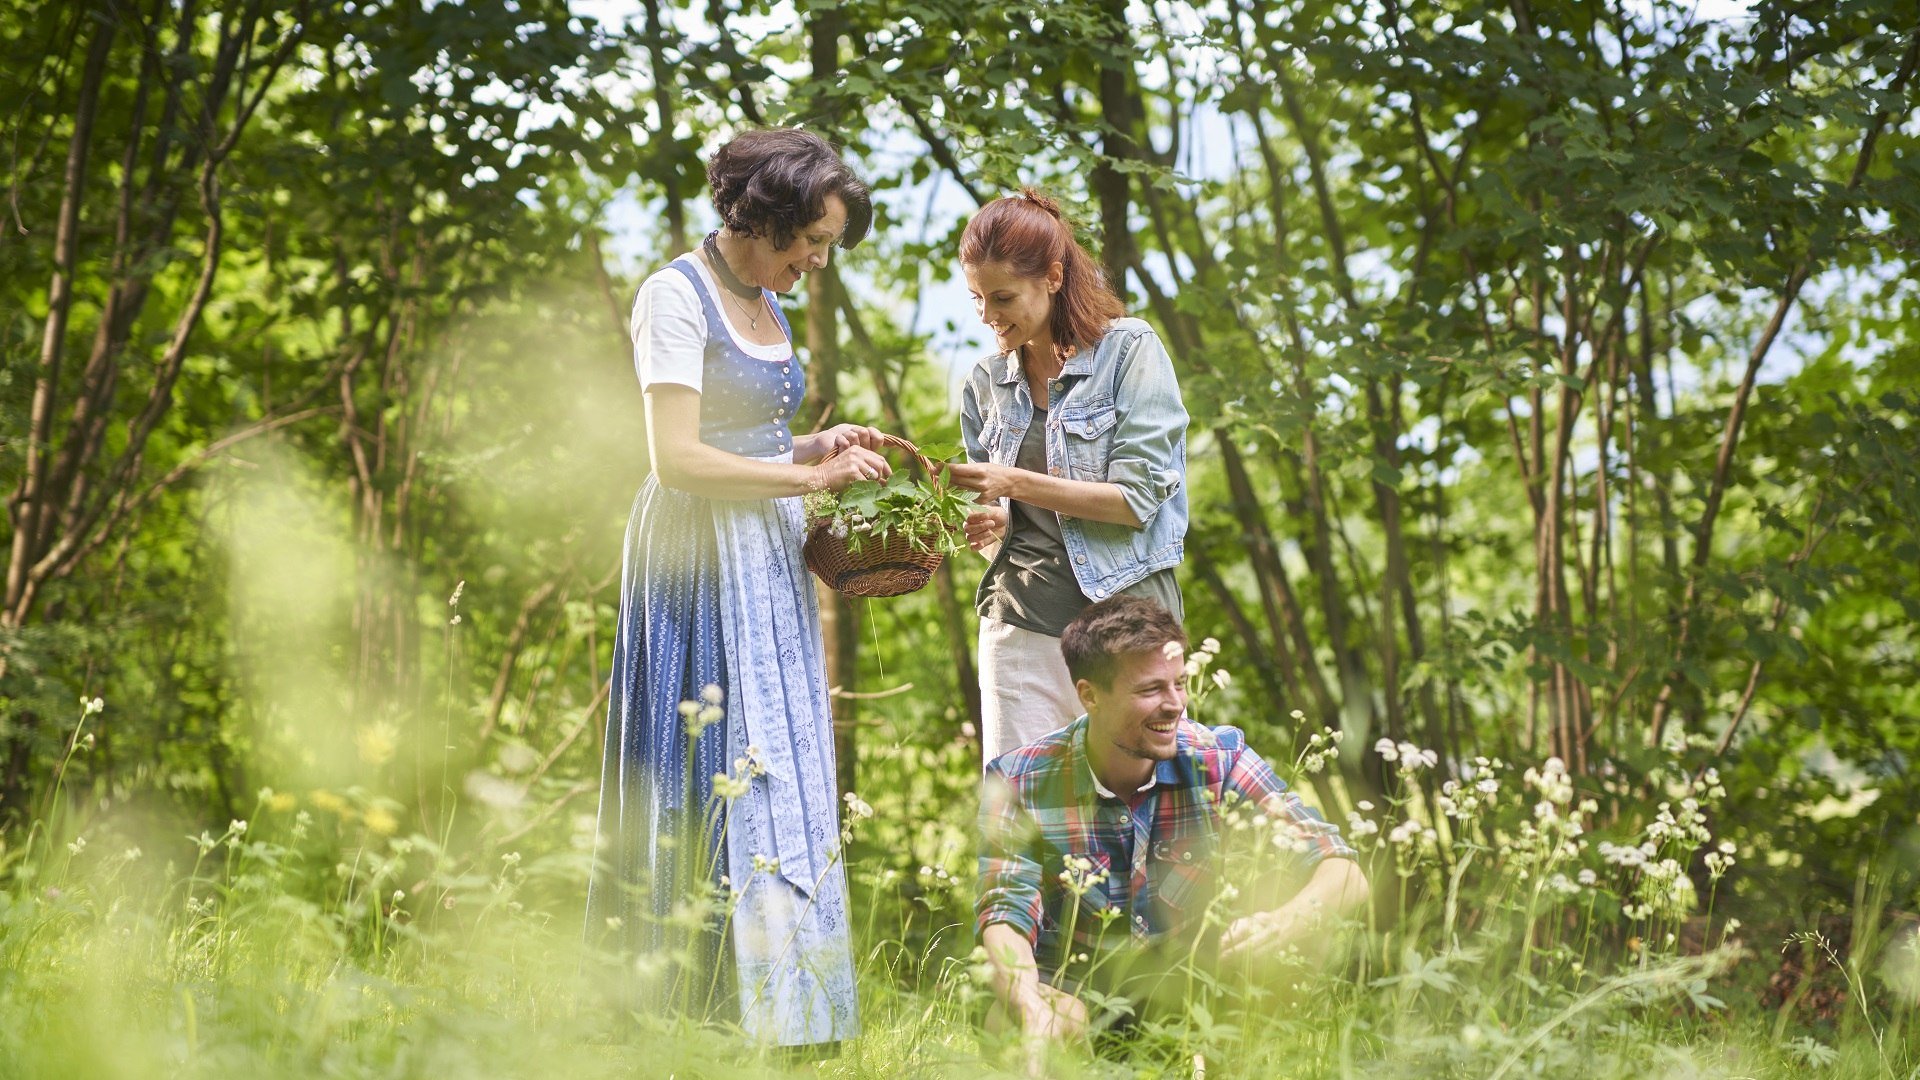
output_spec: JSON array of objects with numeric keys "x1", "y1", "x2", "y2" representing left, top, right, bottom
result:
[
  {"x1": 1058, "y1": 403, "x2": 1118, "y2": 480},
  {"x1": 1152, "y1": 839, "x2": 1215, "y2": 919}
]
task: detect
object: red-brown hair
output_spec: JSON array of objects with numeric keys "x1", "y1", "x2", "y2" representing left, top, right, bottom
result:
[{"x1": 959, "y1": 189, "x2": 1124, "y2": 360}]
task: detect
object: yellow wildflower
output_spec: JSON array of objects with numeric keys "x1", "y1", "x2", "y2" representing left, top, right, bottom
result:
[
  {"x1": 363, "y1": 806, "x2": 399, "y2": 836},
  {"x1": 356, "y1": 722, "x2": 399, "y2": 767}
]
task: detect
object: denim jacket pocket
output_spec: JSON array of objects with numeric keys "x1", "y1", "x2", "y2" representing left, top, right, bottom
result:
[
  {"x1": 1058, "y1": 405, "x2": 1118, "y2": 480},
  {"x1": 978, "y1": 417, "x2": 1005, "y2": 460}
]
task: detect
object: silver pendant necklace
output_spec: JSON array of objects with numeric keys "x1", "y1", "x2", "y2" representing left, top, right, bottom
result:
[
  {"x1": 704, "y1": 231, "x2": 765, "y2": 332},
  {"x1": 726, "y1": 286, "x2": 764, "y2": 331}
]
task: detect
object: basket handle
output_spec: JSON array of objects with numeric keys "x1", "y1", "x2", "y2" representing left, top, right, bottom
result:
[{"x1": 817, "y1": 431, "x2": 941, "y2": 487}]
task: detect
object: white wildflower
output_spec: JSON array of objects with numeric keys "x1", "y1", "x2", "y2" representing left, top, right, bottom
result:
[{"x1": 1395, "y1": 742, "x2": 1438, "y2": 773}]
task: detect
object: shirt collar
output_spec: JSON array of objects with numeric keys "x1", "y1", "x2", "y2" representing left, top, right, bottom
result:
[{"x1": 1070, "y1": 716, "x2": 1187, "y2": 801}]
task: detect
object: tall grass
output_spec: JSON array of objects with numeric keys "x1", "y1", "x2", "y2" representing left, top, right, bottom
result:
[{"x1": 1, "y1": 687, "x2": 1914, "y2": 1079}]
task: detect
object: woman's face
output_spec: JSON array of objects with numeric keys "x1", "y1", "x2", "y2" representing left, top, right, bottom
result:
[
  {"x1": 738, "y1": 194, "x2": 847, "y2": 293},
  {"x1": 964, "y1": 259, "x2": 1062, "y2": 357}
]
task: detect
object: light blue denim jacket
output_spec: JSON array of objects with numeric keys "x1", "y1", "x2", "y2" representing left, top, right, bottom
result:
[{"x1": 959, "y1": 317, "x2": 1188, "y2": 601}]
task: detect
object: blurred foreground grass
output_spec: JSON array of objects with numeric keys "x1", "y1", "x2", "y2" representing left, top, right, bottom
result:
[{"x1": 1, "y1": 728, "x2": 1915, "y2": 1080}]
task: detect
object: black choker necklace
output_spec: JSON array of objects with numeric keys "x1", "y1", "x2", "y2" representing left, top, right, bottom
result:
[{"x1": 702, "y1": 231, "x2": 762, "y2": 300}]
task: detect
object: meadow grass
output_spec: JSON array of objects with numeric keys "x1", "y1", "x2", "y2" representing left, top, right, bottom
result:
[{"x1": 1, "y1": 709, "x2": 1914, "y2": 1079}]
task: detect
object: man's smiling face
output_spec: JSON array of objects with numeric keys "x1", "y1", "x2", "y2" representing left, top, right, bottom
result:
[{"x1": 1082, "y1": 643, "x2": 1188, "y2": 765}]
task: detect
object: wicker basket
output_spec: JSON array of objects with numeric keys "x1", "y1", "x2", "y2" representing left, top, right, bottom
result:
[{"x1": 803, "y1": 433, "x2": 949, "y2": 598}]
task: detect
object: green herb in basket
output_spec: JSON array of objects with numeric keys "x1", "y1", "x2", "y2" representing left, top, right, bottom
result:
[{"x1": 802, "y1": 441, "x2": 976, "y2": 556}]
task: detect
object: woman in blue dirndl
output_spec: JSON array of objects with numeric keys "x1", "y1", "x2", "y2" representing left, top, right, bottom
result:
[{"x1": 587, "y1": 128, "x2": 890, "y2": 1050}]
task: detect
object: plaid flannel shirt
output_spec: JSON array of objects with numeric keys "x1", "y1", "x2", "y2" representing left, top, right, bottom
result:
[{"x1": 976, "y1": 715, "x2": 1353, "y2": 977}]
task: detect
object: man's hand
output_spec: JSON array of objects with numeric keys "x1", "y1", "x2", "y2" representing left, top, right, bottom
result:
[
  {"x1": 1219, "y1": 906, "x2": 1315, "y2": 963},
  {"x1": 1014, "y1": 983, "x2": 1089, "y2": 1080},
  {"x1": 982, "y1": 922, "x2": 1091, "y2": 1078},
  {"x1": 1217, "y1": 858, "x2": 1369, "y2": 971},
  {"x1": 1017, "y1": 981, "x2": 1089, "y2": 1040}
]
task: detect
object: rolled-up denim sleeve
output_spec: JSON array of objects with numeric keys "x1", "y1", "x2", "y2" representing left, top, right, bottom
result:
[
  {"x1": 976, "y1": 765, "x2": 1044, "y2": 943},
  {"x1": 960, "y1": 376, "x2": 989, "y2": 465},
  {"x1": 1105, "y1": 330, "x2": 1188, "y2": 528}
]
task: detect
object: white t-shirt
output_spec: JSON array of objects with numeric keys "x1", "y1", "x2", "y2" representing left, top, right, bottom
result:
[{"x1": 630, "y1": 255, "x2": 794, "y2": 393}]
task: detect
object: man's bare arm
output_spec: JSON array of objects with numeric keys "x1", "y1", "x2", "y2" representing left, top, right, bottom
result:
[
  {"x1": 1218, "y1": 857, "x2": 1370, "y2": 964},
  {"x1": 982, "y1": 922, "x2": 1088, "y2": 1039}
]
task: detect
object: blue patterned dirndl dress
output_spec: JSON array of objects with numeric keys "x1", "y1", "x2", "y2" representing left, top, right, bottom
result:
[{"x1": 587, "y1": 256, "x2": 859, "y2": 1046}]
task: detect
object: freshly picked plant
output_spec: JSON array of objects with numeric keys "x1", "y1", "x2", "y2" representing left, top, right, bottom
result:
[{"x1": 802, "y1": 440, "x2": 977, "y2": 557}]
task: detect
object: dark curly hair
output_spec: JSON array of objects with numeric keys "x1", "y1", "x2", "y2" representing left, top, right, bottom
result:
[
  {"x1": 1060, "y1": 596, "x2": 1188, "y2": 689},
  {"x1": 706, "y1": 128, "x2": 873, "y2": 251}
]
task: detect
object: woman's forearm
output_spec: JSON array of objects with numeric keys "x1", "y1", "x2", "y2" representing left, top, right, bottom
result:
[
  {"x1": 1007, "y1": 471, "x2": 1141, "y2": 529},
  {"x1": 644, "y1": 390, "x2": 818, "y2": 500},
  {"x1": 653, "y1": 441, "x2": 816, "y2": 500}
]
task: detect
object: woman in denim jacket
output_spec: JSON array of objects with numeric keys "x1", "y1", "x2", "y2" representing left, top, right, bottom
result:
[{"x1": 947, "y1": 190, "x2": 1190, "y2": 766}]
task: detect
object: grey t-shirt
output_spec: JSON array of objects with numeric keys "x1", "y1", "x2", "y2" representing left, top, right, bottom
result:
[{"x1": 978, "y1": 404, "x2": 1183, "y2": 637}]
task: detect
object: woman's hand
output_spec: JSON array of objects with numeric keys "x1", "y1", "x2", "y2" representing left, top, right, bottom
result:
[
  {"x1": 810, "y1": 446, "x2": 892, "y2": 492},
  {"x1": 944, "y1": 461, "x2": 1026, "y2": 503},
  {"x1": 964, "y1": 506, "x2": 1009, "y2": 552},
  {"x1": 797, "y1": 423, "x2": 886, "y2": 464}
]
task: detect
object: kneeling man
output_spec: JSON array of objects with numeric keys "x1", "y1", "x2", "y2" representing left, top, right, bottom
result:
[{"x1": 976, "y1": 595, "x2": 1368, "y2": 1043}]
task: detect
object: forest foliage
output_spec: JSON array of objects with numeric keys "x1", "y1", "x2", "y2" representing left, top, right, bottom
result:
[{"x1": 2, "y1": 0, "x2": 1919, "y2": 1072}]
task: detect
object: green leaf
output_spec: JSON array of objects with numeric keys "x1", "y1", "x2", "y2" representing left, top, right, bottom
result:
[{"x1": 913, "y1": 440, "x2": 963, "y2": 463}]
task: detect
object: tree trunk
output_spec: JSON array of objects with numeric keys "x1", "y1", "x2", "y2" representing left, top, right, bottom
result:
[{"x1": 5, "y1": 18, "x2": 115, "y2": 632}]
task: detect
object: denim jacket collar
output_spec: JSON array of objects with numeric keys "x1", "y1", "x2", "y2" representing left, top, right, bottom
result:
[{"x1": 994, "y1": 343, "x2": 1098, "y2": 388}]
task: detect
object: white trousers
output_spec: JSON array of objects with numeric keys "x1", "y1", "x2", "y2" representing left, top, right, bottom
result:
[{"x1": 978, "y1": 618, "x2": 1084, "y2": 768}]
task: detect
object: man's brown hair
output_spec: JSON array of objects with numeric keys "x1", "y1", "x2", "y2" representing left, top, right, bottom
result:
[{"x1": 1059, "y1": 595, "x2": 1187, "y2": 689}]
